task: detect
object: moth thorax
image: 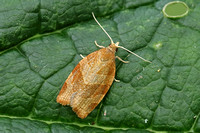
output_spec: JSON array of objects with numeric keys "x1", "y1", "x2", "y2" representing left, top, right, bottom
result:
[{"x1": 100, "y1": 48, "x2": 115, "y2": 62}]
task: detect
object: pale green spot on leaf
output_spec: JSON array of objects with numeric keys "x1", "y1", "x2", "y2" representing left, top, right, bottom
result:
[{"x1": 153, "y1": 42, "x2": 163, "y2": 50}]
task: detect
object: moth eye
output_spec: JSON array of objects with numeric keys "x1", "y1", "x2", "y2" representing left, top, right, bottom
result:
[{"x1": 116, "y1": 48, "x2": 118, "y2": 52}]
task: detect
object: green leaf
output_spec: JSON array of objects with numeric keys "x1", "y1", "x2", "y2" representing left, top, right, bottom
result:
[{"x1": 0, "y1": 0, "x2": 200, "y2": 132}]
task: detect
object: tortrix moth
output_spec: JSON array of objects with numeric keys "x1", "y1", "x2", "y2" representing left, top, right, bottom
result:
[{"x1": 57, "y1": 13, "x2": 151, "y2": 119}]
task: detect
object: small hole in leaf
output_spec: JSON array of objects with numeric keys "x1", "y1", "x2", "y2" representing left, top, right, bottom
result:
[{"x1": 162, "y1": 1, "x2": 189, "y2": 18}]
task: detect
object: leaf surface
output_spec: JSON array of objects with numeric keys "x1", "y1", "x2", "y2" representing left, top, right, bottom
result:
[{"x1": 0, "y1": 0, "x2": 200, "y2": 132}]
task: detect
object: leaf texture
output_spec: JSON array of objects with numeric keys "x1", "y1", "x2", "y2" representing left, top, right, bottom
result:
[{"x1": 0, "y1": 0, "x2": 200, "y2": 132}]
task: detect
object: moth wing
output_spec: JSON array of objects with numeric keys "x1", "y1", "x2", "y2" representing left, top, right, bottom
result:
[
  {"x1": 57, "y1": 50, "x2": 100, "y2": 105},
  {"x1": 70, "y1": 49, "x2": 116, "y2": 119},
  {"x1": 70, "y1": 84, "x2": 113, "y2": 119}
]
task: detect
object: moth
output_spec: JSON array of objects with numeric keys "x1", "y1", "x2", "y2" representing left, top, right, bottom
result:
[{"x1": 57, "y1": 13, "x2": 151, "y2": 119}]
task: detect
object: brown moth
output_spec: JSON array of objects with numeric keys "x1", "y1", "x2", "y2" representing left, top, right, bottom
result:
[{"x1": 57, "y1": 13, "x2": 151, "y2": 119}]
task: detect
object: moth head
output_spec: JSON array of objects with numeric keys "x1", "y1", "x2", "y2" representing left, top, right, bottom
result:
[{"x1": 108, "y1": 42, "x2": 119, "y2": 52}]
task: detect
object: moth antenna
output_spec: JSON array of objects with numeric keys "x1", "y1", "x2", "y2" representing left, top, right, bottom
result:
[
  {"x1": 92, "y1": 12, "x2": 151, "y2": 63},
  {"x1": 92, "y1": 12, "x2": 114, "y2": 44},
  {"x1": 117, "y1": 45, "x2": 152, "y2": 63}
]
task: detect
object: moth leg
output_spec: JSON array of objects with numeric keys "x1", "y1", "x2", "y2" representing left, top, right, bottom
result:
[
  {"x1": 80, "y1": 54, "x2": 85, "y2": 59},
  {"x1": 94, "y1": 41, "x2": 105, "y2": 48},
  {"x1": 116, "y1": 56, "x2": 129, "y2": 63},
  {"x1": 114, "y1": 78, "x2": 120, "y2": 82}
]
